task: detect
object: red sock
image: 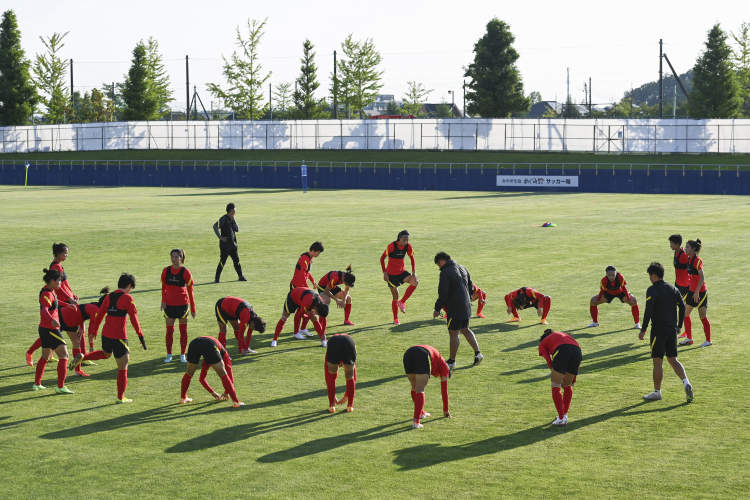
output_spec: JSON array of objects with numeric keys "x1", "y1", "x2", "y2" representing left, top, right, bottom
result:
[
  {"x1": 218, "y1": 331, "x2": 227, "y2": 347},
  {"x1": 273, "y1": 319, "x2": 285, "y2": 341},
  {"x1": 180, "y1": 373, "x2": 191, "y2": 399},
  {"x1": 245, "y1": 327, "x2": 253, "y2": 351},
  {"x1": 312, "y1": 320, "x2": 325, "y2": 339},
  {"x1": 476, "y1": 300, "x2": 485, "y2": 317},
  {"x1": 117, "y1": 369, "x2": 128, "y2": 400},
  {"x1": 590, "y1": 305, "x2": 598, "y2": 322},
  {"x1": 345, "y1": 377, "x2": 356, "y2": 407},
  {"x1": 300, "y1": 315, "x2": 310, "y2": 332},
  {"x1": 391, "y1": 300, "x2": 399, "y2": 321},
  {"x1": 234, "y1": 329, "x2": 245, "y2": 351},
  {"x1": 35, "y1": 357, "x2": 48, "y2": 385},
  {"x1": 631, "y1": 305, "x2": 640, "y2": 323},
  {"x1": 83, "y1": 350, "x2": 109, "y2": 361},
  {"x1": 552, "y1": 387, "x2": 564, "y2": 419},
  {"x1": 89, "y1": 336, "x2": 95, "y2": 351},
  {"x1": 27, "y1": 338, "x2": 42, "y2": 355},
  {"x1": 165, "y1": 325, "x2": 174, "y2": 354},
  {"x1": 542, "y1": 296, "x2": 551, "y2": 320},
  {"x1": 563, "y1": 386, "x2": 573, "y2": 415},
  {"x1": 684, "y1": 316, "x2": 693, "y2": 339},
  {"x1": 344, "y1": 303, "x2": 352, "y2": 322},
  {"x1": 320, "y1": 317, "x2": 327, "y2": 335},
  {"x1": 293, "y1": 309, "x2": 302, "y2": 334},
  {"x1": 411, "y1": 390, "x2": 416, "y2": 404},
  {"x1": 402, "y1": 285, "x2": 416, "y2": 302},
  {"x1": 179, "y1": 323, "x2": 188, "y2": 354},
  {"x1": 56, "y1": 359, "x2": 68, "y2": 388},
  {"x1": 325, "y1": 368, "x2": 337, "y2": 406},
  {"x1": 220, "y1": 374, "x2": 239, "y2": 403},
  {"x1": 79, "y1": 338, "x2": 87, "y2": 355},
  {"x1": 413, "y1": 391, "x2": 425, "y2": 422},
  {"x1": 701, "y1": 317, "x2": 711, "y2": 342}
]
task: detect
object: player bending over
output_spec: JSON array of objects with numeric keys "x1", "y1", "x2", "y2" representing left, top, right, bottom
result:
[
  {"x1": 324, "y1": 334, "x2": 357, "y2": 413},
  {"x1": 179, "y1": 336, "x2": 243, "y2": 407},
  {"x1": 588, "y1": 266, "x2": 640, "y2": 329},
  {"x1": 505, "y1": 287, "x2": 551, "y2": 324},
  {"x1": 403, "y1": 345, "x2": 451, "y2": 429},
  {"x1": 538, "y1": 329, "x2": 582, "y2": 426}
]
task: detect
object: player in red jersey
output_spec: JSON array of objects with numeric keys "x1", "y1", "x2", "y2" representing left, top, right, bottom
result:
[
  {"x1": 271, "y1": 287, "x2": 329, "y2": 347},
  {"x1": 316, "y1": 265, "x2": 356, "y2": 326},
  {"x1": 504, "y1": 287, "x2": 551, "y2": 324},
  {"x1": 288, "y1": 242, "x2": 324, "y2": 337},
  {"x1": 681, "y1": 239, "x2": 711, "y2": 347},
  {"x1": 440, "y1": 282, "x2": 487, "y2": 319},
  {"x1": 403, "y1": 345, "x2": 451, "y2": 429},
  {"x1": 669, "y1": 234, "x2": 692, "y2": 338},
  {"x1": 179, "y1": 336, "x2": 243, "y2": 407},
  {"x1": 82, "y1": 274, "x2": 146, "y2": 403},
  {"x1": 538, "y1": 329, "x2": 581, "y2": 425},
  {"x1": 588, "y1": 266, "x2": 640, "y2": 329},
  {"x1": 324, "y1": 334, "x2": 357, "y2": 413},
  {"x1": 161, "y1": 249, "x2": 197, "y2": 363},
  {"x1": 380, "y1": 230, "x2": 418, "y2": 325},
  {"x1": 32, "y1": 268, "x2": 74, "y2": 394},
  {"x1": 214, "y1": 296, "x2": 266, "y2": 354},
  {"x1": 60, "y1": 299, "x2": 104, "y2": 377}
]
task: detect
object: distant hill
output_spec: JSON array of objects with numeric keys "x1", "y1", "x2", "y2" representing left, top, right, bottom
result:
[{"x1": 625, "y1": 69, "x2": 693, "y2": 106}]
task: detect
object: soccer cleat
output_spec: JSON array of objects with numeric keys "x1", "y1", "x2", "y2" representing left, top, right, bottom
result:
[
  {"x1": 540, "y1": 319, "x2": 549, "y2": 325},
  {"x1": 179, "y1": 397, "x2": 193, "y2": 404},
  {"x1": 25, "y1": 352, "x2": 33, "y2": 367},
  {"x1": 634, "y1": 322, "x2": 641, "y2": 330},
  {"x1": 246, "y1": 348, "x2": 257, "y2": 354},
  {"x1": 393, "y1": 319, "x2": 400, "y2": 326},
  {"x1": 412, "y1": 421, "x2": 424, "y2": 429},
  {"x1": 329, "y1": 406, "x2": 336, "y2": 413},
  {"x1": 678, "y1": 332, "x2": 688, "y2": 338},
  {"x1": 477, "y1": 313, "x2": 486, "y2": 319},
  {"x1": 116, "y1": 397, "x2": 133, "y2": 404},
  {"x1": 68, "y1": 353, "x2": 84, "y2": 370},
  {"x1": 270, "y1": 340, "x2": 277, "y2": 347},
  {"x1": 699, "y1": 341, "x2": 712, "y2": 347},
  {"x1": 74, "y1": 369, "x2": 90, "y2": 377},
  {"x1": 238, "y1": 276, "x2": 247, "y2": 282},
  {"x1": 509, "y1": 316, "x2": 520, "y2": 322},
  {"x1": 420, "y1": 411, "x2": 431, "y2": 418},
  {"x1": 32, "y1": 384, "x2": 46, "y2": 391},
  {"x1": 552, "y1": 415, "x2": 568, "y2": 425},
  {"x1": 321, "y1": 339, "x2": 327, "y2": 348},
  {"x1": 82, "y1": 360, "x2": 96, "y2": 366},
  {"x1": 643, "y1": 391, "x2": 662, "y2": 401},
  {"x1": 346, "y1": 406, "x2": 354, "y2": 413},
  {"x1": 293, "y1": 332, "x2": 307, "y2": 340},
  {"x1": 685, "y1": 383, "x2": 694, "y2": 403},
  {"x1": 473, "y1": 353, "x2": 484, "y2": 366},
  {"x1": 552, "y1": 416, "x2": 564, "y2": 425},
  {"x1": 55, "y1": 386, "x2": 74, "y2": 394},
  {"x1": 232, "y1": 401, "x2": 245, "y2": 408},
  {"x1": 587, "y1": 321, "x2": 599, "y2": 328},
  {"x1": 447, "y1": 360, "x2": 456, "y2": 373},
  {"x1": 164, "y1": 354, "x2": 173, "y2": 363},
  {"x1": 343, "y1": 320, "x2": 355, "y2": 326},
  {"x1": 299, "y1": 329, "x2": 313, "y2": 337},
  {"x1": 397, "y1": 301, "x2": 406, "y2": 313},
  {"x1": 180, "y1": 354, "x2": 187, "y2": 363},
  {"x1": 679, "y1": 338, "x2": 694, "y2": 346}
]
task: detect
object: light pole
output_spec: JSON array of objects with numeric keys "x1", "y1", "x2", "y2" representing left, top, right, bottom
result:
[
  {"x1": 448, "y1": 90, "x2": 454, "y2": 117},
  {"x1": 462, "y1": 80, "x2": 466, "y2": 118}
]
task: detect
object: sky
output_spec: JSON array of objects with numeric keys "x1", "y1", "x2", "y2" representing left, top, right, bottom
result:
[{"x1": 6, "y1": 0, "x2": 746, "y2": 113}]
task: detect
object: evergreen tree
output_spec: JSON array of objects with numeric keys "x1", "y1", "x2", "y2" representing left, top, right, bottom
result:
[
  {"x1": 731, "y1": 22, "x2": 750, "y2": 117},
  {"x1": 0, "y1": 10, "x2": 38, "y2": 125},
  {"x1": 689, "y1": 24, "x2": 742, "y2": 118},
  {"x1": 293, "y1": 39, "x2": 321, "y2": 118},
  {"x1": 32, "y1": 32, "x2": 70, "y2": 123},
  {"x1": 464, "y1": 18, "x2": 529, "y2": 117},
  {"x1": 121, "y1": 42, "x2": 156, "y2": 120}
]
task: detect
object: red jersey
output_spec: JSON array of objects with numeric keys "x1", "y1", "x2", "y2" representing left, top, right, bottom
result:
[
  {"x1": 39, "y1": 286, "x2": 59, "y2": 329},
  {"x1": 506, "y1": 287, "x2": 545, "y2": 309},
  {"x1": 600, "y1": 273, "x2": 628, "y2": 296},
  {"x1": 291, "y1": 252, "x2": 315, "y2": 288},
  {"x1": 687, "y1": 255, "x2": 707, "y2": 292},
  {"x1": 90, "y1": 289, "x2": 143, "y2": 340},
  {"x1": 380, "y1": 241, "x2": 415, "y2": 275},
  {"x1": 290, "y1": 287, "x2": 319, "y2": 311},
  {"x1": 218, "y1": 296, "x2": 256, "y2": 325},
  {"x1": 60, "y1": 302, "x2": 99, "y2": 334},
  {"x1": 416, "y1": 344, "x2": 451, "y2": 378},
  {"x1": 161, "y1": 265, "x2": 196, "y2": 312},
  {"x1": 318, "y1": 271, "x2": 345, "y2": 289},
  {"x1": 673, "y1": 248, "x2": 690, "y2": 287},
  {"x1": 50, "y1": 261, "x2": 77, "y2": 304},
  {"x1": 538, "y1": 331, "x2": 580, "y2": 369}
]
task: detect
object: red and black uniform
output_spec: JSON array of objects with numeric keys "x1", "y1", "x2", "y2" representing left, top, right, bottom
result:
[
  {"x1": 291, "y1": 252, "x2": 315, "y2": 289},
  {"x1": 685, "y1": 254, "x2": 710, "y2": 342},
  {"x1": 180, "y1": 336, "x2": 239, "y2": 404},
  {"x1": 505, "y1": 287, "x2": 551, "y2": 320},
  {"x1": 380, "y1": 241, "x2": 417, "y2": 321},
  {"x1": 324, "y1": 334, "x2": 357, "y2": 408},
  {"x1": 472, "y1": 283, "x2": 487, "y2": 317},
  {"x1": 590, "y1": 273, "x2": 639, "y2": 324},
  {"x1": 318, "y1": 270, "x2": 353, "y2": 323},
  {"x1": 60, "y1": 302, "x2": 99, "y2": 376},
  {"x1": 214, "y1": 296, "x2": 260, "y2": 351},
  {"x1": 34, "y1": 287, "x2": 68, "y2": 388},
  {"x1": 161, "y1": 265, "x2": 196, "y2": 356},
  {"x1": 273, "y1": 287, "x2": 326, "y2": 340},
  {"x1": 402, "y1": 345, "x2": 450, "y2": 425},
  {"x1": 673, "y1": 248, "x2": 691, "y2": 297},
  {"x1": 538, "y1": 330, "x2": 581, "y2": 420},
  {"x1": 50, "y1": 260, "x2": 77, "y2": 305}
]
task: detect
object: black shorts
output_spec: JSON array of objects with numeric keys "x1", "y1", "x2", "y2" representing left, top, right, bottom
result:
[
  {"x1": 650, "y1": 330, "x2": 678, "y2": 359},
  {"x1": 326, "y1": 335, "x2": 356, "y2": 365},
  {"x1": 215, "y1": 299, "x2": 233, "y2": 324},
  {"x1": 446, "y1": 315, "x2": 469, "y2": 331},
  {"x1": 685, "y1": 290, "x2": 708, "y2": 309},
  {"x1": 675, "y1": 284, "x2": 690, "y2": 299},
  {"x1": 551, "y1": 344, "x2": 582, "y2": 375},
  {"x1": 164, "y1": 304, "x2": 189, "y2": 320},
  {"x1": 388, "y1": 271, "x2": 411, "y2": 288},
  {"x1": 59, "y1": 318, "x2": 78, "y2": 333},
  {"x1": 186, "y1": 337, "x2": 225, "y2": 365},
  {"x1": 102, "y1": 336, "x2": 130, "y2": 358},
  {"x1": 318, "y1": 284, "x2": 342, "y2": 297},
  {"x1": 39, "y1": 327, "x2": 66, "y2": 349},
  {"x1": 284, "y1": 292, "x2": 300, "y2": 315},
  {"x1": 403, "y1": 346, "x2": 430, "y2": 374},
  {"x1": 601, "y1": 291, "x2": 628, "y2": 303}
]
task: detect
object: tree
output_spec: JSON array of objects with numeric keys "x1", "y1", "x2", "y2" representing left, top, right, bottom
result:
[
  {"x1": 402, "y1": 81, "x2": 432, "y2": 117},
  {"x1": 0, "y1": 10, "x2": 38, "y2": 125},
  {"x1": 464, "y1": 18, "x2": 529, "y2": 117},
  {"x1": 434, "y1": 103, "x2": 453, "y2": 118},
  {"x1": 385, "y1": 99, "x2": 401, "y2": 115},
  {"x1": 143, "y1": 37, "x2": 173, "y2": 118},
  {"x1": 293, "y1": 39, "x2": 321, "y2": 118},
  {"x1": 527, "y1": 91, "x2": 542, "y2": 108},
  {"x1": 120, "y1": 42, "x2": 156, "y2": 120},
  {"x1": 207, "y1": 18, "x2": 271, "y2": 120},
  {"x1": 731, "y1": 22, "x2": 750, "y2": 117},
  {"x1": 689, "y1": 24, "x2": 742, "y2": 118},
  {"x1": 32, "y1": 32, "x2": 70, "y2": 123},
  {"x1": 334, "y1": 34, "x2": 383, "y2": 118},
  {"x1": 272, "y1": 82, "x2": 293, "y2": 118}
]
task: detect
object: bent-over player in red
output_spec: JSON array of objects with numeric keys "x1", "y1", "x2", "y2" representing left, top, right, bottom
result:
[
  {"x1": 324, "y1": 334, "x2": 357, "y2": 413},
  {"x1": 60, "y1": 300, "x2": 102, "y2": 377},
  {"x1": 588, "y1": 266, "x2": 640, "y2": 329},
  {"x1": 505, "y1": 287, "x2": 551, "y2": 324},
  {"x1": 538, "y1": 329, "x2": 582, "y2": 426},
  {"x1": 441, "y1": 282, "x2": 487, "y2": 319},
  {"x1": 214, "y1": 296, "x2": 266, "y2": 355},
  {"x1": 380, "y1": 230, "x2": 418, "y2": 325},
  {"x1": 179, "y1": 336, "x2": 243, "y2": 407},
  {"x1": 402, "y1": 345, "x2": 451, "y2": 429},
  {"x1": 271, "y1": 287, "x2": 329, "y2": 347},
  {"x1": 161, "y1": 248, "x2": 196, "y2": 363}
]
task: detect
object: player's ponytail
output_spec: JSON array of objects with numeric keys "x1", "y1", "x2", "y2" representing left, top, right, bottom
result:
[
  {"x1": 539, "y1": 329, "x2": 553, "y2": 342},
  {"x1": 686, "y1": 239, "x2": 702, "y2": 253},
  {"x1": 345, "y1": 264, "x2": 352, "y2": 273},
  {"x1": 98, "y1": 287, "x2": 109, "y2": 306},
  {"x1": 42, "y1": 268, "x2": 61, "y2": 283}
]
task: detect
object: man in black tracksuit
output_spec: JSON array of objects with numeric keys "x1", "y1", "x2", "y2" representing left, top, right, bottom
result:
[
  {"x1": 432, "y1": 252, "x2": 483, "y2": 370},
  {"x1": 638, "y1": 262, "x2": 693, "y2": 402},
  {"x1": 213, "y1": 203, "x2": 246, "y2": 283}
]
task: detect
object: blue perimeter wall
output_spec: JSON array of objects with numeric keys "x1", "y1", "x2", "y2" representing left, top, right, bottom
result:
[{"x1": 0, "y1": 162, "x2": 747, "y2": 195}]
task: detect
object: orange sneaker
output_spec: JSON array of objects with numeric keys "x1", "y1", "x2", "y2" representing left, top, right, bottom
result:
[
  {"x1": 329, "y1": 406, "x2": 336, "y2": 413},
  {"x1": 346, "y1": 406, "x2": 354, "y2": 413},
  {"x1": 540, "y1": 319, "x2": 549, "y2": 325},
  {"x1": 232, "y1": 401, "x2": 245, "y2": 408},
  {"x1": 509, "y1": 317, "x2": 521, "y2": 322},
  {"x1": 344, "y1": 320, "x2": 355, "y2": 326}
]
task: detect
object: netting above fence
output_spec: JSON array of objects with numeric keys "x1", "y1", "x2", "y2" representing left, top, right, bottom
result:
[{"x1": 2, "y1": 118, "x2": 750, "y2": 154}]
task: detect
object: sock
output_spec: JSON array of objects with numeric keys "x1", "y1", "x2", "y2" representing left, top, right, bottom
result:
[
  {"x1": 476, "y1": 300, "x2": 485, "y2": 316},
  {"x1": 631, "y1": 305, "x2": 640, "y2": 323},
  {"x1": 72, "y1": 348, "x2": 84, "y2": 374},
  {"x1": 35, "y1": 357, "x2": 48, "y2": 385},
  {"x1": 245, "y1": 327, "x2": 253, "y2": 351},
  {"x1": 683, "y1": 377, "x2": 691, "y2": 387},
  {"x1": 220, "y1": 374, "x2": 239, "y2": 403},
  {"x1": 402, "y1": 285, "x2": 416, "y2": 302},
  {"x1": 345, "y1": 376, "x2": 356, "y2": 407},
  {"x1": 542, "y1": 297, "x2": 551, "y2": 320},
  {"x1": 411, "y1": 390, "x2": 417, "y2": 405},
  {"x1": 165, "y1": 325, "x2": 174, "y2": 354},
  {"x1": 413, "y1": 391, "x2": 425, "y2": 423},
  {"x1": 56, "y1": 359, "x2": 68, "y2": 388},
  {"x1": 117, "y1": 369, "x2": 128, "y2": 400},
  {"x1": 218, "y1": 331, "x2": 227, "y2": 347},
  {"x1": 83, "y1": 350, "x2": 108, "y2": 361},
  {"x1": 391, "y1": 300, "x2": 399, "y2": 321},
  {"x1": 27, "y1": 338, "x2": 42, "y2": 355},
  {"x1": 312, "y1": 320, "x2": 325, "y2": 339},
  {"x1": 293, "y1": 309, "x2": 302, "y2": 334},
  {"x1": 653, "y1": 389, "x2": 661, "y2": 395},
  {"x1": 180, "y1": 373, "x2": 192, "y2": 399},
  {"x1": 440, "y1": 380, "x2": 449, "y2": 413},
  {"x1": 79, "y1": 338, "x2": 87, "y2": 355},
  {"x1": 563, "y1": 386, "x2": 573, "y2": 415},
  {"x1": 344, "y1": 303, "x2": 352, "y2": 322},
  {"x1": 89, "y1": 336, "x2": 95, "y2": 351},
  {"x1": 234, "y1": 329, "x2": 245, "y2": 351},
  {"x1": 273, "y1": 319, "x2": 285, "y2": 341},
  {"x1": 590, "y1": 305, "x2": 598, "y2": 322},
  {"x1": 320, "y1": 317, "x2": 327, "y2": 335},
  {"x1": 552, "y1": 387, "x2": 564, "y2": 419},
  {"x1": 179, "y1": 324, "x2": 188, "y2": 354},
  {"x1": 700, "y1": 317, "x2": 711, "y2": 342},
  {"x1": 325, "y1": 369, "x2": 337, "y2": 406},
  {"x1": 684, "y1": 316, "x2": 692, "y2": 339}
]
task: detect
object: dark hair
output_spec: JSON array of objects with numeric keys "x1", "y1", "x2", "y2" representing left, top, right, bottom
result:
[
  {"x1": 252, "y1": 316, "x2": 266, "y2": 334},
  {"x1": 42, "y1": 268, "x2": 61, "y2": 283},
  {"x1": 52, "y1": 242, "x2": 68, "y2": 256},
  {"x1": 397, "y1": 230, "x2": 410, "y2": 239},
  {"x1": 686, "y1": 239, "x2": 702, "y2": 253},
  {"x1": 434, "y1": 251, "x2": 451, "y2": 264},
  {"x1": 117, "y1": 273, "x2": 136, "y2": 290},
  {"x1": 647, "y1": 262, "x2": 665, "y2": 279},
  {"x1": 314, "y1": 301, "x2": 329, "y2": 318},
  {"x1": 668, "y1": 234, "x2": 682, "y2": 245},
  {"x1": 310, "y1": 241, "x2": 324, "y2": 252},
  {"x1": 343, "y1": 272, "x2": 355, "y2": 287},
  {"x1": 605, "y1": 265, "x2": 616, "y2": 273},
  {"x1": 226, "y1": 203, "x2": 235, "y2": 213},
  {"x1": 170, "y1": 248, "x2": 185, "y2": 263},
  {"x1": 539, "y1": 328, "x2": 553, "y2": 342},
  {"x1": 97, "y1": 287, "x2": 110, "y2": 306}
]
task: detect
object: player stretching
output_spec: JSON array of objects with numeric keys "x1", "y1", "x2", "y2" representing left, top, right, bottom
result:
[
  {"x1": 271, "y1": 287, "x2": 329, "y2": 347},
  {"x1": 161, "y1": 248, "x2": 196, "y2": 363},
  {"x1": 440, "y1": 282, "x2": 487, "y2": 319},
  {"x1": 681, "y1": 239, "x2": 711, "y2": 347},
  {"x1": 61, "y1": 300, "x2": 103, "y2": 377},
  {"x1": 316, "y1": 266, "x2": 356, "y2": 326},
  {"x1": 669, "y1": 234, "x2": 691, "y2": 338},
  {"x1": 82, "y1": 274, "x2": 146, "y2": 403},
  {"x1": 380, "y1": 230, "x2": 418, "y2": 325},
  {"x1": 504, "y1": 287, "x2": 551, "y2": 324},
  {"x1": 588, "y1": 266, "x2": 640, "y2": 329},
  {"x1": 32, "y1": 268, "x2": 74, "y2": 394},
  {"x1": 289, "y1": 242, "x2": 324, "y2": 337},
  {"x1": 324, "y1": 334, "x2": 357, "y2": 413},
  {"x1": 214, "y1": 296, "x2": 266, "y2": 354},
  {"x1": 179, "y1": 336, "x2": 243, "y2": 407},
  {"x1": 403, "y1": 345, "x2": 451, "y2": 429},
  {"x1": 538, "y1": 329, "x2": 582, "y2": 426}
]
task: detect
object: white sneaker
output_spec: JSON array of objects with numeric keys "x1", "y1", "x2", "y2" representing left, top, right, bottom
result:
[
  {"x1": 321, "y1": 339, "x2": 327, "y2": 347},
  {"x1": 164, "y1": 354, "x2": 173, "y2": 363},
  {"x1": 699, "y1": 341, "x2": 712, "y2": 347},
  {"x1": 551, "y1": 415, "x2": 568, "y2": 425},
  {"x1": 587, "y1": 321, "x2": 599, "y2": 328},
  {"x1": 473, "y1": 353, "x2": 484, "y2": 366},
  {"x1": 270, "y1": 340, "x2": 277, "y2": 347},
  {"x1": 634, "y1": 322, "x2": 641, "y2": 330},
  {"x1": 412, "y1": 421, "x2": 424, "y2": 429},
  {"x1": 643, "y1": 390, "x2": 662, "y2": 401},
  {"x1": 293, "y1": 332, "x2": 307, "y2": 340},
  {"x1": 299, "y1": 329, "x2": 313, "y2": 337},
  {"x1": 679, "y1": 338, "x2": 694, "y2": 346},
  {"x1": 180, "y1": 354, "x2": 187, "y2": 363},
  {"x1": 685, "y1": 383, "x2": 694, "y2": 403},
  {"x1": 246, "y1": 348, "x2": 257, "y2": 354}
]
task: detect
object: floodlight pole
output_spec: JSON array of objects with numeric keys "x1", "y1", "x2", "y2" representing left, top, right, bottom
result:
[
  {"x1": 186, "y1": 55, "x2": 190, "y2": 120},
  {"x1": 333, "y1": 50, "x2": 338, "y2": 119},
  {"x1": 659, "y1": 39, "x2": 663, "y2": 118}
]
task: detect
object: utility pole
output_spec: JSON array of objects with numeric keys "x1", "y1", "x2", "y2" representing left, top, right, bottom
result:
[
  {"x1": 589, "y1": 76, "x2": 592, "y2": 117},
  {"x1": 673, "y1": 82, "x2": 677, "y2": 119},
  {"x1": 566, "y1": 67, "x2": 570, "y2": 117},
  {"x1": 333, "y1": 50, "x2": 338, "y2": 119},
  {"x1": 70, "y1": 58, "x2": 74, "y2": 98},
  {"x1": 659, "y1": 38, "x2": 663, "y2": 118},
  {"x1": 185, "y1": 55, "x2": 190, "y2": 120},
  {"x1": 462, "y1": 80, "x2": 466, "y2": 118},
  {"x1": 269, "y1": 82, "x2": 273, "y2": 120}
]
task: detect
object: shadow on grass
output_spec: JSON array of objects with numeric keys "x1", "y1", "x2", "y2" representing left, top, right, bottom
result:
[
  {"x1": 392, "y1": 401, "x2": 686, "y2": 470},
  {"x1": 500, "y1": 327, "x2": 631, "y2": 354},
  {"x1": 500, "y1": 342, "x2": 644, "y2": 377},
  {"x1": 390, "y1": 318, "x2": 442, "y2": 332},
  {"x1": 0, "y1": 403, "x2": 111, "y2": 430},
  {"x1": 159, "y1": 189, "x2": 297, "y2": 197},
  {"x1": 473, "y1": 322, "x2": 540, "y2": 335}
]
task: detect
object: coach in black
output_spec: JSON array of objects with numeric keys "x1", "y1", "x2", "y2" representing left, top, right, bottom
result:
[
  {"x1": 638, "y1": 262, "x2": 693, "y2": 403},
  {"x1": 432, "y1": 252, "x2": 483, "y2": 370},
  {"x1": 213, "y1": 203, "x2": 246, "y2": 283}
]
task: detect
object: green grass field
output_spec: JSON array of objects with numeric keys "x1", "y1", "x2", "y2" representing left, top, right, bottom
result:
[{"x1": 1, "y1": 185, "x2": 748, "y2": 499}]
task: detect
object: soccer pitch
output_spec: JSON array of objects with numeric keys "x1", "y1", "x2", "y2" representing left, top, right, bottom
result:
[{"x1": 0, "y1": 185, "x2": 748, "y2": 499}]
